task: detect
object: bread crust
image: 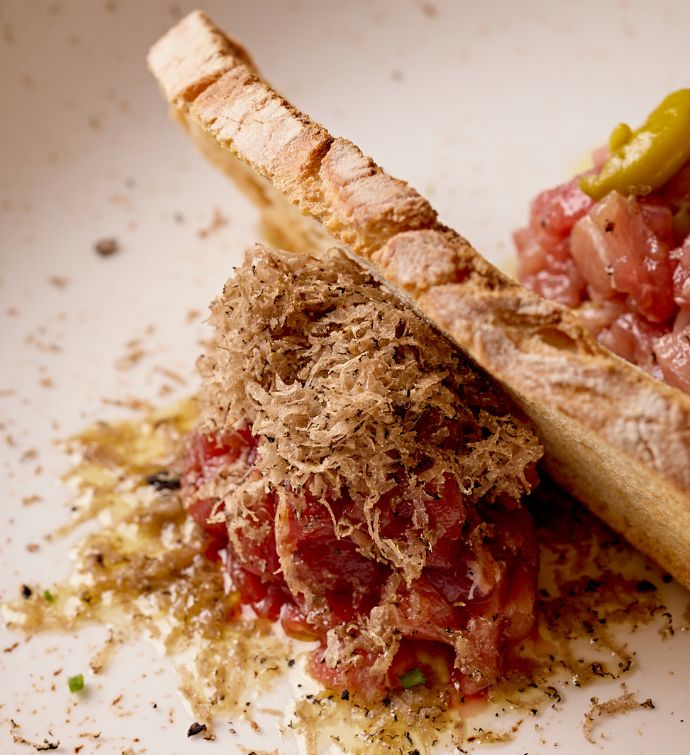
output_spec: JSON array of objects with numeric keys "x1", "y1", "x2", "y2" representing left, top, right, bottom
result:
[{"x1": 148, "y1": 11, "x2": 690, "y2": 587}]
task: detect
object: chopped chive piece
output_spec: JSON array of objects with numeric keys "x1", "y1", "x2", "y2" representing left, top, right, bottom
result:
[
  {"x1": 43, "y1": 589, "x2": 55, "y2": 603},
  {"x1": 67, "y1": 674, "x2": 84, "y2": 693},
  {"x1": 398, "y1": 668, "x2": 426, "y2": 689}
]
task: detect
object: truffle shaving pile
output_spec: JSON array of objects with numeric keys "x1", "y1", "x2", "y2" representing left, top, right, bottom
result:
[{"x1": 199, "y1": 245, "x2": 542, "y2": 578}]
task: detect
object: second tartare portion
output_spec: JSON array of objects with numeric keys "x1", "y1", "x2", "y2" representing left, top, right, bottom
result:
[{"x1": 515, "y1": 89, "x2": 690, "y2": 394}]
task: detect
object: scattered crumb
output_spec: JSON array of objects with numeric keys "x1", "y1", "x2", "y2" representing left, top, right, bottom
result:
[
  {"x1": 419, "y1": 1, "x2": 438, "y2": 18},
  {"x1": 186, "y1": 308, "x2": 201, "y2": 324},
  {"x1": 90, "y1": 629, "x2": 121, "y2": 675},
  {"x1": 47, "y1": 275, "x2": 70, "y2": 289},
  {"x1": 583, "y1": 690, "x2": 655, "y2": 744},
  {"x1": 10, "y1": 719, "x2": 59, "y2": 751},
  {"x1": 101, "y1": 396, "x2": 153, "y2": 412},
  {"x1": 109, "y1": 193, "x2": 132, "y2": 209},
  {"x1": 115, "y1": 339, "x2": 147, "y2": 371},
  {"x1": 93, "y1": 237, "x2": 120, "y2": 257},
  {"x1": 26, "y1": 543, "x2": 40, "y2": 553},
  {"x1": 197, "y1": 207, "x2": 228, "y2": 239},
  {"x1": 20, "y1": 73, "x2": 36, "y2": 89},
  {"x1": 40, "y1": 377, "x2": 55, "y2": 389},
  {"x1": 2, "y1": 22, "x2": 16, "y2": 44},
  {"x1": 19, "y1": 448, "x2": 39, "y2": 463},
  {"x1": 152, "y1": 365, "x2": 187, "y2": 385},
  {"x1": 24, "y1": 332, "x2": 63, "y2": 353},
  {"x1": 22, "y1": 495, "x2": 42, "y2": 506}
]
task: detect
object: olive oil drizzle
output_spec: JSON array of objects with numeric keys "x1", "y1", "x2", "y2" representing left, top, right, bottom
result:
[{"x1": 4, "y1": 402, "x2": 676, "y2": 752}]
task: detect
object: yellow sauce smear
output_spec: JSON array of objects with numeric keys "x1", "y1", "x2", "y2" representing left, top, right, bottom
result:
[{"x1": 4, "y1": 402, "x2": 675, "y2": 753}]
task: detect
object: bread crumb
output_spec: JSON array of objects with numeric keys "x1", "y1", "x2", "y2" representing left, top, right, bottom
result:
[
  {"x1": 583, "y1": 690, "x2": 655, "y2": 744},
  {"x1": 197, "y1": 207, "x2": 228, "y2": 239},
  {"x1": 115, "y1": 340, "x2": 146, "y2": 371},
  {"x1": 152, "y1": 365, "x2": 187, "y2": 385},
  {"x1": 47, "y1": 276, "x2": 69, "y2": 289},
  {"x1": 101, "y1": 396, "x2": 153, "y2": 412},
  {"x1": 94, "y1": 237, "x2": 120, "y2": 257},
  {"x1": 10, "y1": 719, "x2": 59, "y2": 751},
  {"x1": 24, "y1": 332, "x2": 63, "y2": 353}
]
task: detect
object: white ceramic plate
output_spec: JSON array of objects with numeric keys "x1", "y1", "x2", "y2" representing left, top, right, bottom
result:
[{"x1": 2, "y1": 1, "x2": 689, "y2": 752}]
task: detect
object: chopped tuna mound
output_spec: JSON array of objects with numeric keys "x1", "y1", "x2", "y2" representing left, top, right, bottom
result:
[
  {"x1": 183, "y1": 245, "x2": 543, "y2": 700},
  {"x1": 515, "y1": 158, "x2": 690, "y2": 395}
]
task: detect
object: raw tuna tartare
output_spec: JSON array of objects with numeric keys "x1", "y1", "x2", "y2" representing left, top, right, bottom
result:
[{"x1": 515, "y1": 89, "x2": 690, "y2": 394}]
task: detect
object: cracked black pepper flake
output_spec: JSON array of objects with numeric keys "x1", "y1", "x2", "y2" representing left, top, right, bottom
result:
[
  {"x1": 641, "y1": 698, "x2": 656, "y2": 709},
  {"x1": 145, "y1": 472, "x2": 181, "y2": 491},
  {"x1": 636, "y1": 579, "x2": 657, "y2": 592},
  {"x1": 187, "y1": 722, "x2": 207, "y2": 737},
  {"x1": 287, "y1": 658, "x2": 295, "y2": 667},
  {"x1": 340, "y1": 689, "x2": 349, "y2": 700},
  {"x1": 21, "y1": 584, "x2": 32, "y2": 599},
  {"x1": 35, "y1": 742, "x2": 59, "y2": 752},
  {"x1": 591, "y1": 662, "x2": 606, "y2": 676}
]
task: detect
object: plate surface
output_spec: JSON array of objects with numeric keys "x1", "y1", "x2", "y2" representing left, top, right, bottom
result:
[{"x1": 1, "y1": 1, "x2": 689, "y2": 753}]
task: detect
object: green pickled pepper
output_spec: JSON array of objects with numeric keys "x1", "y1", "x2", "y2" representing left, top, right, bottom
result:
[{"x1": 581, "y1": 88, "x2": 690, "y2": 200}]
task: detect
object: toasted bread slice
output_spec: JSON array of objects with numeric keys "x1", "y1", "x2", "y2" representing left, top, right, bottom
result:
[{"x1": 148, "y1": 11, "x2": 690, "y2": 588}]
